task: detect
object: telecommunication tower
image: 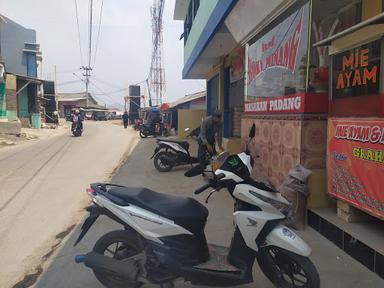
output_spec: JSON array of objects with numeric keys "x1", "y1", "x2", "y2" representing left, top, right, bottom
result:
[{"x1": 149, "y1": 0, "x2": 166, "y2": 106}]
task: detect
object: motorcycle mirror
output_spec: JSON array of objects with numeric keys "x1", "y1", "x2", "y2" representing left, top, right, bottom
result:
[
  {"x1": 249, "y1": 123, "x2": 256, "y2": 139},
  {"x1": 184, "y1": 164, "x2": 204, "y2": 177}
]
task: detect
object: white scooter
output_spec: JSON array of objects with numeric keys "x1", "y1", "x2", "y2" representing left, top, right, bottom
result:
[{"x1": 74, "y1": 124, "x2": 320, "y2": 288}]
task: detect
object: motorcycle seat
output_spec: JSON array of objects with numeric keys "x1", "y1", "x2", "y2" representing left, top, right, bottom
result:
[
  {"x1": 106, "y1": 186, "x2": 208, "y2": 234},
  {"x1": 157, "y1": 138, "x2": 190, "y2": 150}
]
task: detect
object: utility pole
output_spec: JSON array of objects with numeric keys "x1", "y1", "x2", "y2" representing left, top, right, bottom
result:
[
  {"x1": 124, "y1": 96, "x2": 128, "y2": 112},
  {"x1": 80, "y1": 0, "x2": 93, "y2": 108},
  {"x1": 54, "y1": 65, "x2": 58, "y2": 111},
  {"x1": 81, "y1": 66, "x2": 92, "y2": 107}
]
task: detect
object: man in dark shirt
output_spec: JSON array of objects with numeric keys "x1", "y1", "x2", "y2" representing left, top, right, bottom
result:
[
  {"x1": 122, "y1": 111, "x2": 129, "y2": 128},
  {"x1": 198, "y1": 110, "x2": 224, "y2": 166}
]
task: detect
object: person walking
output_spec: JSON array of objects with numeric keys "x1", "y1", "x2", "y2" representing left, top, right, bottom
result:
[{"x1": 122, "y1": 111, "x2": 129, "y2": 128}]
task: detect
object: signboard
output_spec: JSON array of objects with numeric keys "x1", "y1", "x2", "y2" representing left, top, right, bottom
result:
[
  {"x1": 245, "y1": 93, "x2": 304, "y2": 113},
  {"x1": 246, "y1": 3, "x2": 309, "y2": 100},
  {"x1": 332, "y1": 40, "x2": 381, "y2": 99},
  {"x1": 129, "y1": 85, "x2": 141, "y2": 121},
  {"x1": 328, "y1": 118, "x2": 384, "y2": 218}
]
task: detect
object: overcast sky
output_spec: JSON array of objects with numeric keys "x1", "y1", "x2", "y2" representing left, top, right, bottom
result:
[{"x1": 0, "y1": 0, "x2": 204, "y2": 108}]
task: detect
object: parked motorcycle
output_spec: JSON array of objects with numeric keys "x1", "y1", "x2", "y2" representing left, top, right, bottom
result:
[
  {"x1": 139, "y1": 122, "x2": 166, "y2": 138},
  {"x1": 133, "y1": 119, "x2": 143, "y2": 131},
  {"x1": 151, "y1": 127, "x2": 201, "y2": 172},
  {"x1": 74, "y1": 123, "x2": 320, "y2": 288},
  {"x1": 72, "y1": 122, "x2": 82, "y2": 137}
]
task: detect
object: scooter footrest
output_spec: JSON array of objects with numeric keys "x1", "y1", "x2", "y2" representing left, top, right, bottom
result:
[{"x1": 193, "y1": 244, "x2": 240, "y2": 272}]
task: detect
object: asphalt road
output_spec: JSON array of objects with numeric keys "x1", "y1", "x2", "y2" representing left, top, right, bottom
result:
[
  {"x1": 0, "y1": 121, "x2": 138, "y2": 288},
  {"x1": 35, "y1": 139, "x2": 383, "y2": 288}
]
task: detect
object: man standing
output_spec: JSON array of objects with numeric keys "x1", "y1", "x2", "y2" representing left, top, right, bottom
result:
[
  {"x1": 122, "y1": 111, "x2": 129, "y2": 128},
  {"x1": 198, "y1": 110, "x2": 224, "y2": 166}
]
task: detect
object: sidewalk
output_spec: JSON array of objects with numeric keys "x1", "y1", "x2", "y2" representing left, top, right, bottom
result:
[{"x1": 35, "y1": 138, "x2": 383, "y2": 288}]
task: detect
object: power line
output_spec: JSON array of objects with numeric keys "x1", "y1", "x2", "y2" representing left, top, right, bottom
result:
[
  {"x1": 92, "y1": 0, "x2": 104, "y2": 68},
  {"x1": 89, "y1": 80, "x2": 124, "y2": 108},
  {"x1": 74, "y1": 0, "x2": 84, "y2": 66},
  {"x1": 88, "y1": 0, "x2": 93, "y2": 68},
  {"x1": 56, "y1": 79, "x2": 83, "y2": 86},
  {"x1": 93, "y1": 77, "x2": 125, "y2": 90}
]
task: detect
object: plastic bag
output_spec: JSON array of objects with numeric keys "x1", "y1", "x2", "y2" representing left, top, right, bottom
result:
[{"x1": 278, "y1": 165, "x2": 312, "y2": 230}]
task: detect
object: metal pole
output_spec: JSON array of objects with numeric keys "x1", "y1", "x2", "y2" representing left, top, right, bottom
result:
[
  {"x1": 86, "y1": 74, "x2": 89, "y2": 107},
  {"x1": 54, "y1": 65, "x2": 58, "y2": 111},
  {"x1": 84, "y1": 0, "x2": 93, "y2": 108}
]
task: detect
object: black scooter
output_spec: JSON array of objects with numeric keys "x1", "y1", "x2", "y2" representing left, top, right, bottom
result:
[
  {"x1": 139, "y1": 122, "x2": 165, "y2": 138},
  {"x1": 72, "y1": 122, "x2": 82, "y2": 137},
  {"x1": 151, "y1": 127, "x2": 204, "y2": 172}
]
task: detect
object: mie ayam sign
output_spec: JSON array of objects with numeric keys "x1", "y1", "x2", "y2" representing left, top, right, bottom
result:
[
  {"x1": 333, "y1": 40, "x2": 381, "y2": 99},
  {"x1": 328, "y1": 119, "x2": 384, "y2": 218},
  {"x1": 335, "y1": 48, "x2": 377, "y2": 89}
]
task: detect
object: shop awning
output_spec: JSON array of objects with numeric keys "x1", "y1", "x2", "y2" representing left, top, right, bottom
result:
[
  {"x1": 13, "y1": 73, "x2": 44, "y2": 84},
  {"x1": 313, "y1": 12, "x2": 384, "y2": 47}
]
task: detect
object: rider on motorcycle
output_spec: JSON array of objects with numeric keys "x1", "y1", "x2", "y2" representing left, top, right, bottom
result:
[{"x1": 71, "y1": 110, "x2": 83, "y2": 131}]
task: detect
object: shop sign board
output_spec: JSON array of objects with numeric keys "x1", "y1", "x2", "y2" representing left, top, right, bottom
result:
[
  {"x1": 246, "y1": 3, "x2": 309, "y2": 101},
  {"x1": 332, "y1": 40, "x2": 381, "y2": 99},
  {"x1": 328, "y1": 118, "x2": 384, "y2": 218},
  {"x1": 244, "y1": 93, "x2": 304, "y2": 113}
]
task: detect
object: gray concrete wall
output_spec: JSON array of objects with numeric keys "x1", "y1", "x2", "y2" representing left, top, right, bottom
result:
[{"x1": 0, "y1": 15, "x2": 36, "y2": 76}]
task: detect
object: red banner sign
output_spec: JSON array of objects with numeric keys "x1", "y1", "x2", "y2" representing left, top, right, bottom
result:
[
  {"x1": 244, "y1": 94, "x2": 304, "y2": 113},
  {"x1": 328, "y1": 118, "x2": 384, "y2": 218}
]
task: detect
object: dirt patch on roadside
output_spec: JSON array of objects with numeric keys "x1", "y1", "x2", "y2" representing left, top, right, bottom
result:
[
  {"x1": 11, "y1": 224, "x2": 76, "y2": 288},
  {"x1": 0, "y1": 133, "x2": 38, "y2": 147}
]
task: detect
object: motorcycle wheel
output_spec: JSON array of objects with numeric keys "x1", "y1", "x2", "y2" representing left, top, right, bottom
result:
[
  {"x1": 92, "y1": 230, "x2": 144, "y2": 288},
  {"x1": 153, "y1": 151, "x2": 175, "y2": 172},
  {"x1": 73, "y1": 129, "x2": 81, "y2": 137},
  {"x1": 257, "y1": 246, "x2": 320, "y2": 288},
  {"x1": 139, "y1": 128, "x2": 148, "y2": 138}
]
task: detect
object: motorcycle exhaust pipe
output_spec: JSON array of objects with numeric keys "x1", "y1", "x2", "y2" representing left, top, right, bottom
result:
[{"x1": 78, "y1": 252, "x2": 143, "y2": 280}]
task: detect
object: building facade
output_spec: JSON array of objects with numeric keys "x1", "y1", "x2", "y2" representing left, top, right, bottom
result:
[
  {"x1": 0, "y1": 14, "x2": 43, "y2": 128},
  {"x1": 175, "y1": 0, "x2": 384, "y2": 278},
  {"x1": 57, "y1": 92, "x2": 99, "y2": 119}
]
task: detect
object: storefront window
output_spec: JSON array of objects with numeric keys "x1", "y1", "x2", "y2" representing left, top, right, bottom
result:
[
  {"x1": 246, "y1": 2, "x2": 310, "y2": 100},
  {"x1": 308, "y1": 0, "x2": 362, "y2": 93},
  {"x1": 332, "y1": 40, "x2": 381, "y2": 98}
]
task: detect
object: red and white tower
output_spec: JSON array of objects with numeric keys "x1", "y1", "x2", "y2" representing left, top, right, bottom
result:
[{"x1": 149, "y1": 0, "x2": 166, "y2": 106}]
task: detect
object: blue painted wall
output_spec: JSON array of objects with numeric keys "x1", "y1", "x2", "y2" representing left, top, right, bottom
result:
[
  {"x1": 0, "y1": 15, "x2": 37, "y2": 77},
  {"x1": 183, "y1": 0, "x2": 237, "y2": 78}
]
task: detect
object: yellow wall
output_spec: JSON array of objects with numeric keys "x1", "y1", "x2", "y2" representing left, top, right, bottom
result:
[
  {"x1": 223, "y1": 138, "x2": 242, "y2": 154},
  {"x1": 177, "y1": 109, "x2": 206, "y2": 139},
  {"x1": 362, "y1": 0, "x2": 382, "y2": 20},
  {"x1": 307, "y1": 169, "x2": 333, "y2": 208}
]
